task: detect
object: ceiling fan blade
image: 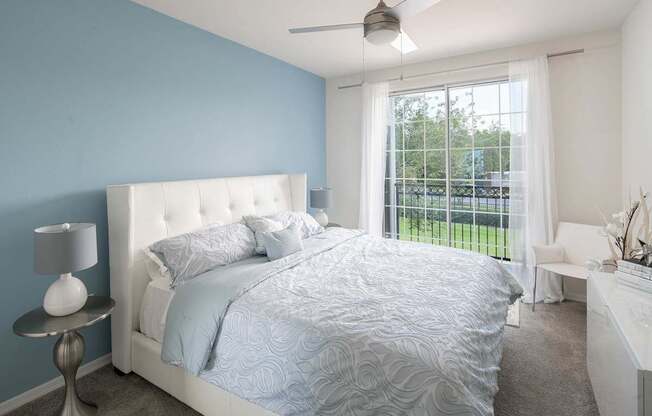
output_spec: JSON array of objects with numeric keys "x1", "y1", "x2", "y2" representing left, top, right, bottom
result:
[
  {"x1": 387, "y1": 0, "x2": 441, "y2": 19},
  {"x1": 391, "y1": 30, "x2": 419, "y2": 54},
  {"x1": 289, "y1": 23, "x2": 363, "y2": 34}
]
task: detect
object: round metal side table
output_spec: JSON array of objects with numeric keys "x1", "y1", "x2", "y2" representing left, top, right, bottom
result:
[{"x1": 13, "y1": 295, "x2": 115, "y2": 416}]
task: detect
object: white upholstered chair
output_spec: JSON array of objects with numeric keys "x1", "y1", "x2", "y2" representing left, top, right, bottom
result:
[{"x1": 531, "y1": 222, "x2": 610, "y2": 311}]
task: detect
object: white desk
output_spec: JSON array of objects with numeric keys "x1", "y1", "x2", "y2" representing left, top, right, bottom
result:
[{"x1": 587, "y1": 272, "x2": 652, "y2": 416}]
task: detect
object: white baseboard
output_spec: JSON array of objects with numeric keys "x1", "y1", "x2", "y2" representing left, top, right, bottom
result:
[{"x1": 0, "y1": 353, "x2": 112, "y2": 415}]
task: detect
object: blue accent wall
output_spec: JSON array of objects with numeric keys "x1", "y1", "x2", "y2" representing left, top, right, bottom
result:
[{"x1": 0, "y1": 0, "x2": 325, "y2": 402}]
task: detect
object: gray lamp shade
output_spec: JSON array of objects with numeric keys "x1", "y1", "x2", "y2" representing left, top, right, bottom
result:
[
  {"x1": 310, "y1": 188, "x2": 332, "y2": 209},
  {"x1": 34, "y1": 223, "x2": 97, "y2": 275}
]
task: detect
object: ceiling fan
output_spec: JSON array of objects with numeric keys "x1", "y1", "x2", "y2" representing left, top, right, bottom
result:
[{"x1": 288, "y1": 0, "x2": 440, "y2": 49}]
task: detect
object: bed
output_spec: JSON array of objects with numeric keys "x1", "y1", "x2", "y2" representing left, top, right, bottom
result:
[{"x1": 107, "y1": 173, "x2": 521, "y2": 416}]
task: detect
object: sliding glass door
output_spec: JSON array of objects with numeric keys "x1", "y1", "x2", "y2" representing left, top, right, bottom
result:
[{"x1": 384, "y1": 80, "x2": 513, "y2": 260}]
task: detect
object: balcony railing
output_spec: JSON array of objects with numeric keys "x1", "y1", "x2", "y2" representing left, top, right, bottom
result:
[{"x1": 385, "y1": 182, "x2": 511, "y2": 260}]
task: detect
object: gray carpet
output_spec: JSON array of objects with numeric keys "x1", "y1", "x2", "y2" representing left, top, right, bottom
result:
[
  {"x1": 8, "y1": 301, "x2": 598, "y2": 416},
  {"x1": 494, "y1": 301, "x2": 599, "y2": 416}
]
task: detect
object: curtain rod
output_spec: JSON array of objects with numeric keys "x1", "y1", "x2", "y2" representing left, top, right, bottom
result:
[{"x1": 337, "y1": 48, "x2": 585, "y2": 90}]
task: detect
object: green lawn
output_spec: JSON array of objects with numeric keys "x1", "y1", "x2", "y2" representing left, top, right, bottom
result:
[{"x1": 394, "y1": 217, "x2": 510, "y2": 259}]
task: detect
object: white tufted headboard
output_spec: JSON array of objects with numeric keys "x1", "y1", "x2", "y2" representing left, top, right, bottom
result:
[{"x1": 106, "y1": 173, "x2": 307, "y2": 373}]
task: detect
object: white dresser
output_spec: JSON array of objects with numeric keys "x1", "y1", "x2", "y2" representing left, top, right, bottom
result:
[{"x1": 587, "y1": 272, "x2": 652, "y2": 416}]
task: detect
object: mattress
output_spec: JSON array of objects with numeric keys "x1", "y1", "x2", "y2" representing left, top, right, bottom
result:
[{"x1": 139, "y1": 278, "x2": 174, "y2": 343}]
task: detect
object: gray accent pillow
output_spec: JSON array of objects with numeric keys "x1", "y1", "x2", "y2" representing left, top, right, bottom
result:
[
  {"x1": 149, "y1": 222, "x2": 256, "y2": 287},
  {"x1": 261, "y1": 224, "x2": 304, "y2": 261},
  {"x1": 242, "y1": 215, "x2": 284, "y2": 255},
  {"x1": 267, "y1": 211, "x2": 324, "y2": 239}
]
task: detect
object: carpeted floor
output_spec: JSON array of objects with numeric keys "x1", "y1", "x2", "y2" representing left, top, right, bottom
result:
[
  {"x1": 494, "y1": 301, "x2": 599, "y2": 416},
  {"x1": 8, "y1": 301, "x2": 598, "y2": 416}
]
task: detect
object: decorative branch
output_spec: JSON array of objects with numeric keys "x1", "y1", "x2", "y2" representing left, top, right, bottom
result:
[{"x1": 602, "y1": 189, "x2": 648, "y2": 261}]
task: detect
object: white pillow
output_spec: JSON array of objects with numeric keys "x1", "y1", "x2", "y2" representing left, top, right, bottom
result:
[
  {"x1": 143, "y1": 248, "x2": 172, "y2": 283},
  {"x1": 242, "y1": 216, "x2": 284, "y2": 254},
  {"x1": 144, "y1": 219, "x2": 227, "y2": 283},
  {"x1": 149, "y1": 222, "x2": 256, "y2": 287},
  {"x1": 267, "y1": 211, "x2": 324, "y2": 239}
]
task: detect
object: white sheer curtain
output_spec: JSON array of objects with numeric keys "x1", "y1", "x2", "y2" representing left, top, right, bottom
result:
[
  {"x1": 508, "y1": 57, "x2": 562, "y2": 304},
  {"x1": 359, "y1": 82, "x2": 390, "y2": 236}
]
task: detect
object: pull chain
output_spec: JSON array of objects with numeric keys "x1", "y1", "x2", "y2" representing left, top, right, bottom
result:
[
  {"x1": 362, "y1": 35, "x2": 366, "y2": 85},
  {"x1": 400, "y1": 31, "x2": 404, "y2": 81}
]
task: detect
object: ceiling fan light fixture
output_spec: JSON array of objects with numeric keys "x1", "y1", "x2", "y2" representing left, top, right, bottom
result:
[{"x1": 365, "y1": 27, "x2": 400, "y2": 45}]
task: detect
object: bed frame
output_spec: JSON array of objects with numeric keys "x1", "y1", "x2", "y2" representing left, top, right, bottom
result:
[{"x1": 106, "y1": 173, "x2": 307, "y2": 416}]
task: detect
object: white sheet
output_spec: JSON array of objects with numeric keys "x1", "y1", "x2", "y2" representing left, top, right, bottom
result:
[{"x1": 139, "y1": 278, "x2": 174, "y2": 343}]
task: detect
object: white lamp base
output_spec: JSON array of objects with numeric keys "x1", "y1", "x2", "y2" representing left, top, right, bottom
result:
[
  {"x1": 313, "y1": 209, "x2": 329, "y2": 227},
  {"x1": 43, "y1": 273, "x2": 88, "y2": 316}
]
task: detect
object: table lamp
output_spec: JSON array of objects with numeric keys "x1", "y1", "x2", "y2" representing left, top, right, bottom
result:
[
  {"x1": 34, "y1": 223, "x2": 97, "y2": 316},
  {"x1": 310, "y1": 188, "x2": 332, "y2": 227}
]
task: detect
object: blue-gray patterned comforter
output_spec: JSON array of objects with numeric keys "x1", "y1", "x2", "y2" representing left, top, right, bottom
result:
[{"x1": 162, "y1": 228, "x2": 522, "y2": 415}]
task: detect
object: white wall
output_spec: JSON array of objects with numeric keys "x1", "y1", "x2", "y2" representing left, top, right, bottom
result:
[
  {"x1": 622, "y1": 0, "x2": 652, "y2": 197},
  {"x1": 326, "y1": 30, "x2": 622, "y2": 302},
  {"x1": 550, "y1": 47, "x2": 622, "y2": 225}
]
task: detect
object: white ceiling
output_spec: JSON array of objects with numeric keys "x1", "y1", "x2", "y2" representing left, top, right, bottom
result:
[{"x1": 132, "y1": 0, "x2": 637, "y2": 79}]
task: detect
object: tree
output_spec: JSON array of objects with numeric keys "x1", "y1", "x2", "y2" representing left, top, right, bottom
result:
[{"x1": 391, "y1": 92, "x2": 511, "y2": 182}]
